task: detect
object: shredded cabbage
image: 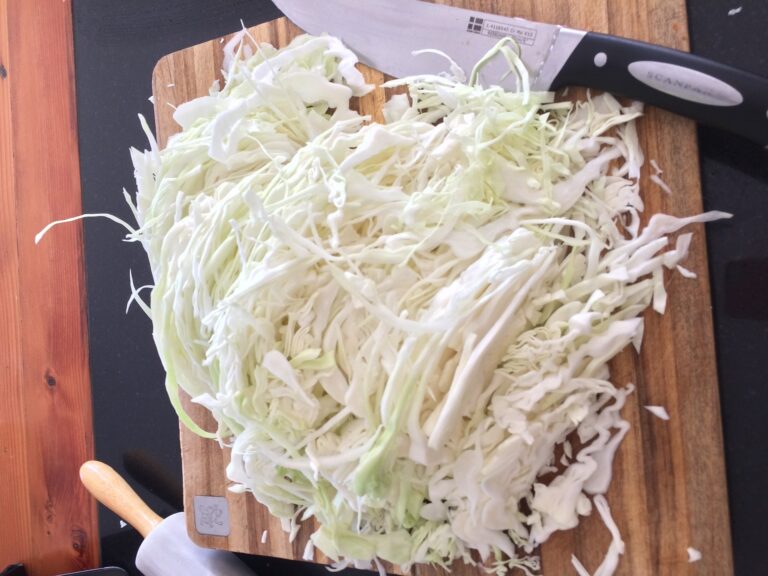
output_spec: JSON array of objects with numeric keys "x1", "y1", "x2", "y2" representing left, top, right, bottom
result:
[
  {"x1": 40, "y1": 32, "x2": 730, "y2": 574},
  {"x1": 644, "y1": 405, "x2": 670, "y2": 421}
]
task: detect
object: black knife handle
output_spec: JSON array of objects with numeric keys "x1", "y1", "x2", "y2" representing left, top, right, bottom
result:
[{"x1": 551, "y1": 32, "x2": 768, "y2": 145}]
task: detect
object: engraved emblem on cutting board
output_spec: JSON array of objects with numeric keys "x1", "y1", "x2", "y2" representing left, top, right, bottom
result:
[{"x1": 193, "y1": 495, "x2": 231, "y2": 536}]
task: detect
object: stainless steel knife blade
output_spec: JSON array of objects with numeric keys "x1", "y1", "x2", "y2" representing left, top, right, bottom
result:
[
  {"x1": 271, "y1": 0, "x2": 585, "y2": 90},
  {"x1": 271, "y1": 0, "x2": 768, "y2": 144}
]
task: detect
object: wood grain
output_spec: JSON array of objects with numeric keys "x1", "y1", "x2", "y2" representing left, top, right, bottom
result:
[
  {"x1": 152, "y1": 3, "x2": 733, "y2": 574},
  {"x1": 0, "y1": 0, "x2": 98, "y2": 573}
]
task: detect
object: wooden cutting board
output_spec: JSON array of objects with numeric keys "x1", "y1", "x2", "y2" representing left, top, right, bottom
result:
[{"x1": 152, "y1": 2, "x2": 732, "y2": 574}]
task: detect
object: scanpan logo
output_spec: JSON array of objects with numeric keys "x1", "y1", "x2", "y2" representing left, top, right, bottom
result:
[
  {"x1": 646, "y1": 72, "x2": 723, "y2": 99},
  {"x1": 465, "y1": 15, "x2": 537, "y2": 46},
  {"x1": 627, "y1": 61, "x2": 743, "y2": 107},
  {"x1": 467, "y1": 15, "x2": 484, "y2": 32}
]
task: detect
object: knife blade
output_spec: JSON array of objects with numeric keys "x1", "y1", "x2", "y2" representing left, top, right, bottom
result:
[{"x1": 272, "y1": 0, "x2": 768, "y2": 145}]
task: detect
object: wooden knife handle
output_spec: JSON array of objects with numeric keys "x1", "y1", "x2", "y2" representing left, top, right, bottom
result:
[{"x1": 79, "y1": 460, "x2": 163, "y2": 539}]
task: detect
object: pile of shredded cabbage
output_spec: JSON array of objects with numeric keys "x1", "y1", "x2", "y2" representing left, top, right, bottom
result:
[{"x1": 123, "y1": 34, "x2": 728, "y2": 574}]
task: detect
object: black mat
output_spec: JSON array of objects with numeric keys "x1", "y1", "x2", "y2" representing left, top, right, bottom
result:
[{"x1": 72, "y1": 1, "x2": 768, "y2": 573}]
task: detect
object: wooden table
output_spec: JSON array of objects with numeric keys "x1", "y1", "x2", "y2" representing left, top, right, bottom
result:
[{"x1": 0, "y1": 0, "x2": 98, "y2": 573}]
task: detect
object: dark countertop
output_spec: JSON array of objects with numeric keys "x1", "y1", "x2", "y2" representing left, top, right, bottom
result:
[{"x1": 72, "y1": 1, "x2": 768, "y2": 574}]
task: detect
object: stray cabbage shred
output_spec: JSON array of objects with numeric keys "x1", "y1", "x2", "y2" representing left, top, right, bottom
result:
[{"x1": 118, "y1": 33, "x2": 732, "y2": 574}]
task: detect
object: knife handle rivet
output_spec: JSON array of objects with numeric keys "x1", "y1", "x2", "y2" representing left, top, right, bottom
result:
[{"x1": 594, "y1": 52, "x2": 608, "y2": 68}]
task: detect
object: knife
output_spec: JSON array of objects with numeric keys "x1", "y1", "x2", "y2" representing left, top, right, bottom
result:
[
  {"x1": 271, "y1": 0, "x2": 768, "y2": 145},
  {"x1": 80, "y1": 461, "x2": 256, "y2": 576}
]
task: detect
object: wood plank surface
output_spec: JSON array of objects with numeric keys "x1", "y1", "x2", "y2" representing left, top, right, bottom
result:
[
  {"x1": 152, "y1": 3, "x2": 733, "y2": 574},
  {"x1": 0, "y1": 0, "x2": 99, "y2": 573}
]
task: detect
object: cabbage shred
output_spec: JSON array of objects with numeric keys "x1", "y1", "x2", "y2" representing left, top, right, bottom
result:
[{"x1": 127, "y1": 34, "x2": 728, "y2": 574}]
